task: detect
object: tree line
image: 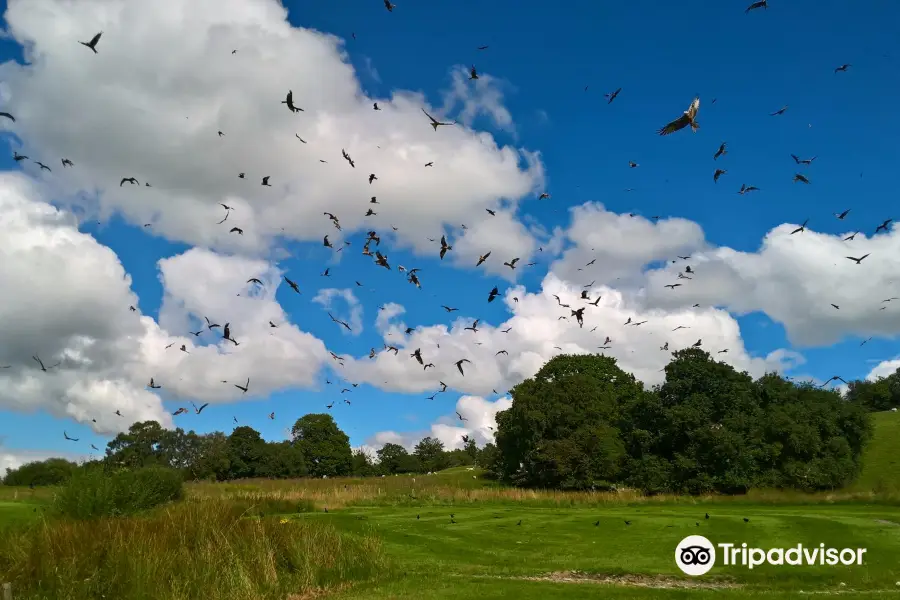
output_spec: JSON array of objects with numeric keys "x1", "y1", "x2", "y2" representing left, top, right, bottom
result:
[
  {"x1": 2, "y1": 412, "x2": 494, "y2": 486},
  {"x1": 5, "y1": 349, "x2": 892, "y2": 494}
]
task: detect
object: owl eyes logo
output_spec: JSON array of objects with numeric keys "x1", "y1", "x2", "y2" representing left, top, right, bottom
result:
[{"x1": 675, "y1": 535, "x2": 716, "y2": 576}]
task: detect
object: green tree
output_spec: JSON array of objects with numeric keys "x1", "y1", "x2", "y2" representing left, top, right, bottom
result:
[
  {"x1": 259, "y1": 441, "x2": 308, "y2": 479},
  {"x1": 350, "y1": 449, "x2": 376, "y2": 476},
  {"x1": 376, "y1": 443, "x2": 411, "y2": 474},
  {"x1": 650, "y1": 348, "x2": 765, "y2": 494},
  {"x1": 846, "y1": 374, "x2": 900, "y2": 412},
  {"x1": 291, "y1": 413, "x2": 352, "y2": 477},
  {"x1": 494, "y1": 354, "x2": 636, "y2": 489},
  {"x1": 756, "y1": 374, "x2": 872, "y2": 490},
  {"x1": 191, "y1": 432, "x2": 231, "y2": 481},
  {"x1": 413, "y1": 437, "x2": 446, "y2": 472},
  {"x1": 3, "y1": 458, "x2": 78, "y2": 486},
  {"x1": 226, "y1": 426, "x2": 267, "y2": 479}
]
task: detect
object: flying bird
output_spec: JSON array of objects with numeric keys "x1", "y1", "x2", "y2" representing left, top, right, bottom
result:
[
  {"x1": 790, "y1": 219, "x2": 809, "y2": 234},
  {"x1": 835, "y1": 209, "x2": 851, "y2": 220},
  {"x1": 745, "y1": 0, "x2": 767, "y2": 12},
  {"x1": 284, "y1": 276, "x2": 301, "y2": 293},
  {"x1": 714, "y1": 169, "x2": 726, "y2": 183},
  {"x1": 714, "y1": 143, "x2": 727, "y2": 160},
  {"x1": 0, "y1": 112, "x2": 14, "y2": 122},
  {"x1": 120, "y1": 177, "x2": 139, "y2": 186},
  {"x1": 846, "y1": 254, "x2": 870, "y2": 264},
  {"x1": 33, "y1": 355, "x2": 60, "y2": 372},
  {"x1": 235, "y1": 378, "x2": 250, "y2": 393},
  {"x1": 793, "y1": 173, "x2": 810, "y2": 184},
  {"x1": 605, "y1": 88, "x2": 621, "y2": 104},
  {"x1": 61, "y1": 158, "x2": 74, "y2": 167},
  {"x1": 657, "y1": 96, "x2": 700, "y2": 136},
  {"x1": 422, "y1": 108, "x2": 453, "y2": 131},
  {"x1": 455, "y1": 359, "x2": 472, "y2": 376},
  {"x1": 64, "y1": 431, "x2": 79, "y2": 442},
  {"x1": 79, "y1": 31, "x2": 103, "y2": 53},
  {"x1": 791, "y1": 154, "x2": 817, "y2": 165},
  {"x1": 834, "y1": 64, "x2": 851, "y2": 73},
  {"x1": 770, "y1": 105, "x2": 788, "y2": 116},
  {"x1": 281, "y1": 90, "x2": 303, "y2": 112},
  {"x1": 384, "y1": 0, "x2": 395, "y2": 11},
  {"x1": 439, "y1": 235, "x2": 452, "y2": 259}
]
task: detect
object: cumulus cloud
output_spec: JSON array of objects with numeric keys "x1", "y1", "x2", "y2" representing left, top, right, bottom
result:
[
  {"x1": 152, "y1": 247, "x2": 331, "y2": 401},
  {"x1": 0, "y1": 173, "x2": 172, "y2": 431},
  {"x1": 362, "y1": 395, "x2": 511, "y2": 456},
  {"x1": 338, "y1": 271, "x2": 802, "y2": 396},
  {"x1": 550, "y1": 203, "x2": 707, "y2": 287},
  {"x1": 441, "y1": 66, "x2": 515, "y2": 134},
  {"x1": 866, "y1": 358, "x2": 900, "y2": 381},
  {"x1": 0, "y1": 172, "x2": 336, "y2": 434},
  {"x1": 640, "y1": 222, "x2": 900, "y2": 346},
  {"x1": 312, "y1": 288, "x2": 363, "y2": 336},
  {"x1": 0, "y1": 0, "x2": 543, "y2": 260}
]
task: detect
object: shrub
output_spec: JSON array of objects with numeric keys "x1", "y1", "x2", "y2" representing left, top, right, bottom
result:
[
  {"x1": 2, "y1": 458, "x2": 77, "y2": 487},
  {"x1": 53, "y1": 465, "x2": 183, "y2": 519}
]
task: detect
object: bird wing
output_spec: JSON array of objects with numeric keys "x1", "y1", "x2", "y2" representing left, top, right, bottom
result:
[
  {"x1": 90, "y1": 32, "x2": 102, "y2": 45},
  {"x1": 687, "y1": 97, "x2": 700, "y2": 119},
  {"x1": 657, "y1": 114, "x2": 689, "y2": 136},
  {"x1": 421, "y1": 108, "x2": 438, "y2": 123}
]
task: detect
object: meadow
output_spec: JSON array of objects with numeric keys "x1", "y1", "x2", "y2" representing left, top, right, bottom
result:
[{"x1": 1, "y1": 411, "x2": 899, "y2": 600}]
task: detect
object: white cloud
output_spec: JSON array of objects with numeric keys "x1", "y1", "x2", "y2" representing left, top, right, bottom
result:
[
  {"x1": 0, "y1": 173, "x2": 173, "y2": 432},
  {"x1": 363, "y1": 395, "x2": 510, "y2": 456},
  {"x1": 550, "y1": 203, "x2": 707, "y2": 287},
  {"x1": 441, "y1": 66, "x2": 515, "y2": 134},
  {"x1": 640, "y1": 222, "x2": 900, "y2": 346},
  {"x1": 338, "y1": 271, "x2": 801, "y2": 396},
  {"x1": 152, "y1": 247, "x2": 330, "y2": 402},
  {"x1": 866, "y1": 358, "x2": 900, "y2": 381},
  {"x1": 0, "y1": 172, "x2": 333, "y2": 435},
  {"x1": 312, "y1": 288, "x2": 364, "y2": 336},
  {"x1": 0, "y1": 0, "x2": 543, "y2": 260}
]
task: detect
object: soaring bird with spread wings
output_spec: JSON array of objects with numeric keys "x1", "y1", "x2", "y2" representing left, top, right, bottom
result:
[{"x1": 658, "y1": 97, "x2": 700, "y2": 136}]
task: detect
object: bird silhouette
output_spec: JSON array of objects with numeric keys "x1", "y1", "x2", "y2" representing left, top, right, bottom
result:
[{"x1": 79, "y1": 31, "x2": 103, "y2": 53}]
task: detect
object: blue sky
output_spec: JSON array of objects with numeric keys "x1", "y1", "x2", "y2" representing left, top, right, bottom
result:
[{"x1": 1, "y1": 0, "x2": 899, "y2": 465}]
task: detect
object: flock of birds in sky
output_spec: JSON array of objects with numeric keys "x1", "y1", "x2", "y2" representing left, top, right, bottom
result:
[{"x1": 0, "y1": 1, "x2": 895, "y2": 454}]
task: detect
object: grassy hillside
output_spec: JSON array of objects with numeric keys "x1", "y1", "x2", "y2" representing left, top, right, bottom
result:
[{"x1": 849, "y1": 410, "x2": 900, "y2": 493}]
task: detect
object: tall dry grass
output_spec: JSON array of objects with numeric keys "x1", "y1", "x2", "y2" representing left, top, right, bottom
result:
[
  {"x1": 187, "y1": 470, "x2": 900, "y2": 509},
  {"x1": 0, "y1": 497, "x2": 388, "y2": 600}
]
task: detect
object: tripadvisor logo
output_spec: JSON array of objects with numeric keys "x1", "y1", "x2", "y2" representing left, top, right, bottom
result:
[{"x1": 675, "y1": 536, "x2": 867, "y2": 576}]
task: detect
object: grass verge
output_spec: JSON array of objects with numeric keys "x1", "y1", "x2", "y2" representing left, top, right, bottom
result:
[{"x1": 0, "y1": 497, "x2": 388, "y2": 600}]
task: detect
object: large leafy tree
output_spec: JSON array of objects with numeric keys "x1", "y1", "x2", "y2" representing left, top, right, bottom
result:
[
  {"x1": 226, "y1": 426, "x2": 268, "y2": 479},
  {"x1": 756, "y1": 374, "x2": 872, "y2": 490},
  {"x1": 291, "y1": 413, "x2": 352, "y2": 477},
  {"x1": 413, "y1": 437, "x2": 446, "y2": 472},
  {"x1": 494, "y1": 354, "x2": 639, "y2": 489},
  {"x1": 377, "y1": 443, "x2": 412, "y2": 474},
  {"x1": 846, "y1": 369, "x2": 900, "y2": 412},
  {"x1": 650, "y1": 348, "x2": 766, "y2": 494}
]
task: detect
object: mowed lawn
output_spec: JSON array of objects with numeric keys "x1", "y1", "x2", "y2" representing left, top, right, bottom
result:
[{"x1": 311, "y1": 502, "x2": 900, "y2": 599}]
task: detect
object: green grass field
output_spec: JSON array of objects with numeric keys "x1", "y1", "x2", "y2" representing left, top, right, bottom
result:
[{"x1": 2, "y1": 411, "x2": 899, "y2": 599}]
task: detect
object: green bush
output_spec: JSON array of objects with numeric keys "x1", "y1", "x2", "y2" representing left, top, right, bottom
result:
[
  {"x1": 53, "y1": 465, "x2": 184, "y2": 519},
  {"x1": 2, "y1": 458, "x2": 78, "y2": 487}
]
